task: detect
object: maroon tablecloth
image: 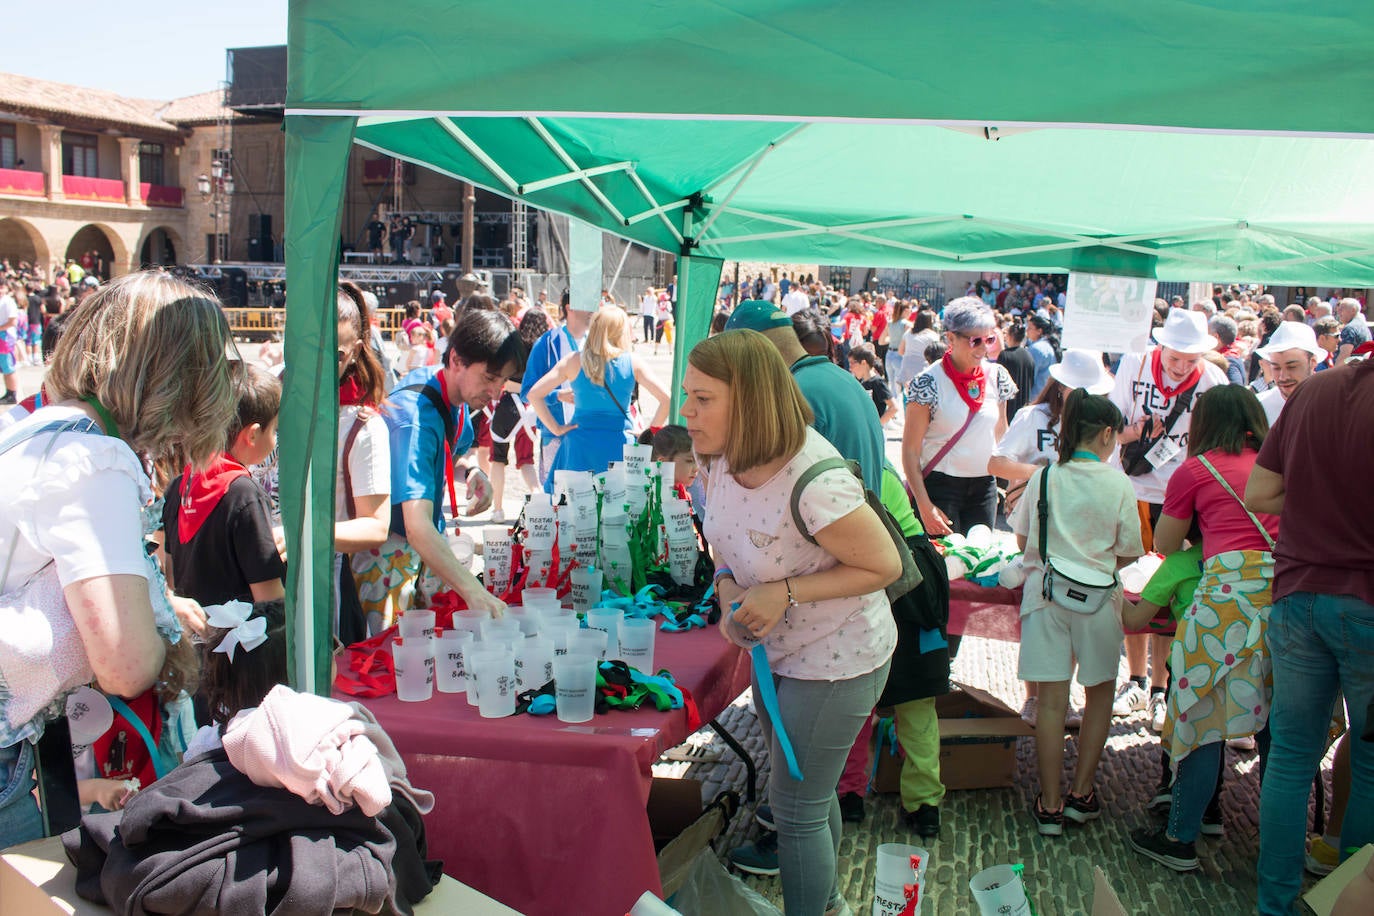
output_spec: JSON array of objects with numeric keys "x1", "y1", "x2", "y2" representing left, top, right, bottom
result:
[
  {"x1": 342, "y1": 625, "x2": 751, "y2": 916},
  {"x1": 948, "y1": 579, "x2": 1023, "y2": 641}
]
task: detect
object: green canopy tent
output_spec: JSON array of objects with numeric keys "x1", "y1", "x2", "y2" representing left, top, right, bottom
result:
[{"x1": 281, "y1": 0, "x2": 1374, "y2": 692}]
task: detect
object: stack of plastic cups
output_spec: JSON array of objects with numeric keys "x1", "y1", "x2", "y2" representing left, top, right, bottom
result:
[
  {"x1": 523, "y1": 587, "x2": 561, "y2": 616},
  {"x1": 555, "y1": 502, "x2": 577, "y2": 574},
  {"x1": 506, "y1": 606, "x2": 542, "y2": 638},
  {"x1": 435, "y1": 628, "x2": 473, "y2": 694},
  {"x1": 570, "y1": 627, "x2": 609, "y2": 661},
  {"x1": 874, "y1": 844, "x2": 929, "y2": 915},
  {"x1": 603, "y1": 465, "x2": 627, "y2": 513},
  {"x1": 480, "y1": 616, "x2": 523, "y2": 644},
  {"x1": 397, "y1": 609, "x2": 437, "y2": 654},
  {"x1": 663, "y1": 498, "x2": 698, "y2": 586},
  {"x1": 601, "y1": 512, "x2": 632, "y2": 581},
  {"x1": 544, "y1": 616, "x2": 580, "y2": 656},
  {"x1": 451, "y1": 609, "x2": 486, "y2": 639}
]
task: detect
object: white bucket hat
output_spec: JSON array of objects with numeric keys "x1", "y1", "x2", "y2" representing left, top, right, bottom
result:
[
  {"x1": 1151, "y1": 309, "x2": 1217, "y2": 354},
  {"x1": 1255, "y1": 321, "x2": 1325, "y2": 361},
  {"x1": 1048, "y1": 349, "x2": 1113, "y2": 394}
]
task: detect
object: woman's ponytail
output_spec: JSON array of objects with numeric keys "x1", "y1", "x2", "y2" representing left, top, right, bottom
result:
[{"x1": 1057, "y1": 388, "x2": 1125, "y2": 464}]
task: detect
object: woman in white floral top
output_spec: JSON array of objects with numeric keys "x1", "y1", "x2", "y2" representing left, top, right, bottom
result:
[{"x1": 684, "y1": 329, "x2": 899, "y2": 916}]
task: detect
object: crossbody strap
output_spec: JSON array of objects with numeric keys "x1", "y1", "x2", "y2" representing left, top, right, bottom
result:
[
  {"x1": 1037, "y1": 465, "x2": 1052, "y2": 565},
  {"x1": 788, "y1": 457, "x2": 853, "y2": 544},
  {"x1": 922, "y1": 405, "x2": 978, "y2": 479},
  {"x1": 340, "y1": 412, "x2": 368, "y2": 520},
  {"x1": 105, "y1": 695, "x2": 169, "y2": 781},
  {"x1": 1197, "y1": 454, "x2": 1276, "y2": 549}
]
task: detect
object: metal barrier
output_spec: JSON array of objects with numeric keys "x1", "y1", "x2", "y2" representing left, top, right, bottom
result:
[{"x1": 224, "y1": 306, "x2": 418, "y2": 341}]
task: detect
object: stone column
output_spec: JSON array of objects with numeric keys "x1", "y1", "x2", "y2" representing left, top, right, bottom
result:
[
  {"x1": 37, "y1": 125, "x2": 62, "y2": 200},
  {"x1": 118, "y1": 137, "x2": 142, "y2": 206}
]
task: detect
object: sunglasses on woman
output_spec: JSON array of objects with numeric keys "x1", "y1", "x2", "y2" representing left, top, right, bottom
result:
[{"x1": 960, "y1": 333, "x2": 993, "y2": 347}]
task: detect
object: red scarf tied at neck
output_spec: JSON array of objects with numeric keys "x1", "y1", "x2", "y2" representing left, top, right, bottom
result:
[
  {"x1": 1150, "y1": 347, "x2": 1202, "y2": 400},
  {"x1": 339, "y1": 374, "x2": 371, "y2": 407},
  {"x1": 942, "y1": 351, "x2": 986, "y2": 412},
  {"x1": 178, "y1": 453, "x2": 250, "y2": 542}
]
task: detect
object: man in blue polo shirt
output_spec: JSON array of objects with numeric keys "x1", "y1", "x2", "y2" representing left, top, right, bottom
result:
[
  {"x1": 353, "y1": 309, "x2": 523, "y2": 630},
  {"x1": 724, "y1": 300, "x2": 884, "y2": 493}
]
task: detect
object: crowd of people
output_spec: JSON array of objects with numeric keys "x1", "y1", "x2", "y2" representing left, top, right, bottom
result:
[{"x1": 0, "y1": 258, "x2": 1371, "y2": 915}]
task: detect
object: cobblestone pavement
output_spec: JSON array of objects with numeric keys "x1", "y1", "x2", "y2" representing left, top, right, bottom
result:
[{"x1": 655, "y1": 634, "x2": 1333, "y2": 916}]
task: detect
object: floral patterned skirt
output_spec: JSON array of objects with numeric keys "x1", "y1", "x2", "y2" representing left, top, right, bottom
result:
[
  {"x1": 350, "y1": 534, "x2": 422, "y2": 629},
  {"x1": 1162, "y1": 549, "x2": 1273, "y2": 766}
]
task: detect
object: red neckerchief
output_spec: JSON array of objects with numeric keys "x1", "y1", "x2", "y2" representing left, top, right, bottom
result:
[
  {"x1": 1218, "y1": 343, "x2": 1244, "y2": 360},
  {"x1": 942, "y1": 351, "x2": 986, "y2": 412},
  {"x1": 92, "y1": 688, "x2": 160, "y2": 786},
  {"x1": 435, "y1": 370, "x2": 466, "y2": 521},
  {"x1": 1150, "y1": 347, "x2": 1201, "y2": 399},
  {"x1": 178, "y1": 453, "x2": 250, "y2": 542},
  {"x1": 338, "y1": 374, "x2": 371, "y2": 407}
]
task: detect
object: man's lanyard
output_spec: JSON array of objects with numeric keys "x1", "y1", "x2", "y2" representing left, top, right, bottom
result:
[{"x1": 435, "y1": 371, "x2": 466, "y2": 521}]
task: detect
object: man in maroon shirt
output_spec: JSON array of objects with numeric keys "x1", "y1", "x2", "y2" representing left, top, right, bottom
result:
[{"x1": 1246, "y1": 355, "x2": 1374, "y2": 916}]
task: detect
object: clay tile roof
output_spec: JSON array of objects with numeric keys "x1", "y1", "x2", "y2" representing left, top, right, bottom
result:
[
  {"x1": 157, "y1": 89, "x2": 242, "y2": 126},
  {"x1": 0, "y1": 71, "x2": 181, "y2": 136}
]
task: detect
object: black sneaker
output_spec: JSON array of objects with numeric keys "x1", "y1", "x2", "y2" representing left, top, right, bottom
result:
[
  {"x1": 838, "y1": 791, "x2": 865, "y2": 823},
  {"x1": 1201, "y1": 802, "x2": 1224, "y2": 837},
  {"x1": 1130, "y1": 827, "x2": 1199, "y2": 871},
  {"x1": 754, "y1": 803, "x2": 775, "y2": 832},
  {"x1": 1032, "y1": 794, "x2": 1064, "y2": 837},
  {"x1": 729, "y1": 831, "x2": 780, "y2": 876},
  {"x1": 1063, "y1": 789, "x2": 1101, "y2": 824},
  {"x1": 1147, "y1": 779, "x2": 1173, "y2": 812},
  {"x1": 903, "y1": 804, "x2": 940, "y2": 839},
  {"x1": 0, "y1": 391, "x2": 14, "y2": 406}
]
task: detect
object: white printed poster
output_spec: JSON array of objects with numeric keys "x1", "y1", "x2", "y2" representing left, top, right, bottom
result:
[{"x1": 1062, "y1": 272, "x2": 1158, "y2": 354}]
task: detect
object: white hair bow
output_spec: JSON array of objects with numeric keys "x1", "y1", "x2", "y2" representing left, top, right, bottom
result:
[{"x1": 205, "y1": 600, "x2": 268, "y2": 662}]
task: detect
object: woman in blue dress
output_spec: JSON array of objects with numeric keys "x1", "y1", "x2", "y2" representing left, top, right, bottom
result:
[{"x1": 528, "y1": 305, "x2": 669, "y2": 487}]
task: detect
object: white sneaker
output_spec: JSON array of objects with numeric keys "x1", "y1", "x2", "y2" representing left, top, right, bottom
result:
[
  {"x1": 1149, "y1": 692, "x2": 1168, "y2": 733},
  {"x1": 1112, "y1": 682, "x2": 1149, "y2": 718}
]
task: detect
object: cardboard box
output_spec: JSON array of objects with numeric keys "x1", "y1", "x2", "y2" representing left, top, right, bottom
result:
[
  {"x1": 647, "y1": 777, "x2": 733, "y2": 900},
  {"x1": 0, "y1": 835, "x2": 523, "y2": 916},
  {"x1": 936, "y1": 681, "x2": 1035, "y2": 790},
  {"x1": 1301, "y1": 844, "x2": 1374, "y2": 916},
  {"x1": 1091, "y1": 866, "x2": 1128, "y2": 916}
]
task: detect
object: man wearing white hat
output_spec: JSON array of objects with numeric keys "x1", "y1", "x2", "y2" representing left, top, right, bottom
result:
[
  {"x1": 1254, "y1": 322, "x2": 1325, "y2": 426},
  {"x1": 1108, "y1": 310, "x2": 1227, "y2": 729}
]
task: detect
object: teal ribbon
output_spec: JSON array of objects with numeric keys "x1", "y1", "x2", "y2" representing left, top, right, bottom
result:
[
  {"x1": 106, "y1": 694, "x2": 170, "y2": 780},
  {"x1": 751, "y1": 643, "x2": 804, "y2": 782},
  {"x1": 659, "y1": 613, "x2": 706, "y2": 632},
  {"x1": 597, "y1": 585, "x2": 669, "y2": 618}
]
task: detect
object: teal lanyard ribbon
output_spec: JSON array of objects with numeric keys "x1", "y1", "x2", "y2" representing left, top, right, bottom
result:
[
  {"x1": 750, "y1": 643, "x2": 804, "y2": 782},
  {"x1": 105, "y1": 695, "x2": 169, "y2": 780},
  {"x1": 1071, "y1": 450, "x2": 1101, "y2": 462}
]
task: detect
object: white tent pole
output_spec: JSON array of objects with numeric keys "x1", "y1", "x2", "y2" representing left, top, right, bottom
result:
[
  {"x1": 702, "y1": 123, "x2": 810, "y2": 195},
  {"x1": 1243, "y1": 223, "x2": 1372, "y2": 251},
  {"x1": 1243, "y1": 246, "x2": 1374, "y2": 269},
  {"x1": 695, "y1": 139, "x2": 784, "y2": 238},
  {"x1": 524, "y1": 117, "x2": 627, "y2": 224},
  {"x1": 294, "y1": 466, "x2": 316, "y2": 694},
  {"x1": 707, "y1": 214, "x2": 960, "y2": 246},
  {"x1": 433, "y1": 118, "x2": 521, "y2": 194},
  {"x1": 622, "y1": 171, "x2": 685, "y2": 244},
  {"x1": 519, "y1": 160, "x2": 635, "y2": 195}
]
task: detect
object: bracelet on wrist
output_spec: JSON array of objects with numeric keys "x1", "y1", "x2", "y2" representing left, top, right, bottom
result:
[{"x1": 784, "y1": 577, "x2": 798, "y2": 608}]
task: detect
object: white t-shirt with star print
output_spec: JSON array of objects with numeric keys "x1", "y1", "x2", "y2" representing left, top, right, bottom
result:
[{"x1": 704, "y1": 428, "x2": 897, "y2": 680}]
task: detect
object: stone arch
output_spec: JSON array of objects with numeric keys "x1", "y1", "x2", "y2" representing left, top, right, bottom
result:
[
  {"x1": 64, "y1": 224, "x2": 128, "y2": 280},
  {"x1": 0, "y1": 217, "x2": 50, "y2": 270},
  {"x1": 138, "y1": 225, "x2": 182, "y2": 268}
]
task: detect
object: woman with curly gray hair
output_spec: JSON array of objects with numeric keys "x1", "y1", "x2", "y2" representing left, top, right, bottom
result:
[{"x1": 901, "y1": 297, "x2": 1017, "y2": 541}]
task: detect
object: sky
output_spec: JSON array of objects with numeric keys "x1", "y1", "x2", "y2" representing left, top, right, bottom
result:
[{"x1": 4, "y1": 0, "x2": 288, "y2": 101}]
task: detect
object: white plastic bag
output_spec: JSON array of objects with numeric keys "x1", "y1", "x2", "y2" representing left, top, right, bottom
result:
[{"x1": 668, "y1": 851, "x2": 784, "y2": 916}]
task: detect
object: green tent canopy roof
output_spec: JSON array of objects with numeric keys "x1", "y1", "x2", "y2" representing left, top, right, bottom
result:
[{"x1": 281, "y1": 0, "x2": 1374, "y2": 693}]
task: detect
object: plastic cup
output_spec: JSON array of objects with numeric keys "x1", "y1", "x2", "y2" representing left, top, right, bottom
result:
[
  {"x1": 483, "y1": 525, "x2": 513, "y2": 561},
  {"x1": 600, "y1": 515, "x2": 629, "y2": 546},
  {"x1": 484, "y1": 557, "x2": 510, "y2": 597},
  {"x1": 463, "y1": 642, "x2": 481, "y2": 705},
  {"x1": 553, "y1": 653, "x2": 598, "y2": 723},
  {"x1": 392, "y1": 638, "x2": 434, "y2": 702},
  {"x1": 480, "y1": 616, "x2": 523, "y2": 643},
  {"x1": 507, "y1": 606, "x2": 542, "y2": 637},
  {"x1": 452, "y1": 609, "x2": 486, "y2": 638},
  {"x1": 569, "y1": 566, "x2": 604, "y2": 614},
  {"x1": 658, "y1": 461, "x2": 676, "y2": 490},
  {"x1": 470, "y1": 649, "x2": 517, "y2": 718},
  {"x1": 446, "y1": 531, "x2": 476, "y2": 565},
  {"x1": 515, "y1": 636, "x2": 555, "y2": 691},
  {"x1": 523, "y1": 587, "x2": 559, "y2": 611},
  {"x1": 524, "y1": 493, "x2": 556, "y2": 551},
  {"x1": 525, "y1": 550, "x2": 555, "y2": 587},
  {"x1": 668, "y1": 540, "x2": 698, "y2": 586},
  {"x1": 664, "y1": 499, "x2": 695, "y2": 542},
  {"x1": 602, "y1": 547, "x2": 632, "y2": 579},
  {"x1": 617, "y1": 617, "x2": 656, "y2": 669},
  {"x1": 586, "y1": 605, "x2": 622, "y2": 641},
  {"x1": 570, "y1": 627, "x2": 609, "y2": 660},
  {"x1": 623, "y1": 442, "x2": 651, "y2": 476},
  {"x1": 969, "y1": 864, "x2": 1029, "y2": 916},
  {"x1": 544, "y1": 618, "x2": 580, "y2": 655},
  {"x1": 435, "y1": 629, "x2": 473, "y2": 694},
  {"x1": 874, "y1": 843, "x2": 928, "y2": 913},
  {"x1": 575, "y1": 530, "x2": 599, "y2": 565},
  {"x1": 397, "y1": 609, "x2": 436, "y2": 648}
]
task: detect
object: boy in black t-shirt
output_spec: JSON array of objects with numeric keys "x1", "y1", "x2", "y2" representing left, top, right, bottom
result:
[
  {"x1": 847, "y1": 343, "x2": 899, "y2": 426},
  {"x1": 162, "y1": 364, "x2": 285, "y2": 607}
]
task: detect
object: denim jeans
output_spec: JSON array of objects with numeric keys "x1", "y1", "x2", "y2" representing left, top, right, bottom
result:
[
  {"x1": 1168, "y1": 727, "x2": 1269, "y2": 843},
  {"x1": 755, "y1": 660, "x2": 891, "y2": 916},
  {"x1": 0, "y1": 742, "x2": 43, "y2": 850},
  {"x1": 1258, "y1": 592, "x2": 1374, "y2": 915}
]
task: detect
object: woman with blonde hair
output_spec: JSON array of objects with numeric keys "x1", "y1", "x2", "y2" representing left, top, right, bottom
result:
[
  {"x1": 528, "y1": 304, "x2": 669, "y2": 485},
  {"x1": 0, "y1": 270, "x2": 234, "y2": 846},
  {"x1": 687, "y1": 329, "x2": 899, "y2": 916}
]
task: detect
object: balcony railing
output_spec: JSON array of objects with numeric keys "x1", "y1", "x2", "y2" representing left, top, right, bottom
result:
[
  {"x1": 62, "y1": 175, "x2": 125, "y2": 203},
  {"x1": 140, "y1": 183, "x2": 184, "y2": 208},
  {"x1": 0, "y1": 167, "x2": 44, "y2": 197}
]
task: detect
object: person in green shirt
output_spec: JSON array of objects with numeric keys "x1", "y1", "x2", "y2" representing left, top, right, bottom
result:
[{"x1": 1121, "y1": 542, "x2": 1204, "y2": 632}]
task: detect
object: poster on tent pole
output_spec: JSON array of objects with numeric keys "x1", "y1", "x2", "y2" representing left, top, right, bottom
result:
[{"x1": 1062, "y1": 272, "x2": 1158, "y2": 354}]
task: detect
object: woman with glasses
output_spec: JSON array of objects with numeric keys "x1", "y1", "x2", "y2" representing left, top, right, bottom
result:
[{"x1": 901, "y1": 298, "x2": 1017, "y2": 539}]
